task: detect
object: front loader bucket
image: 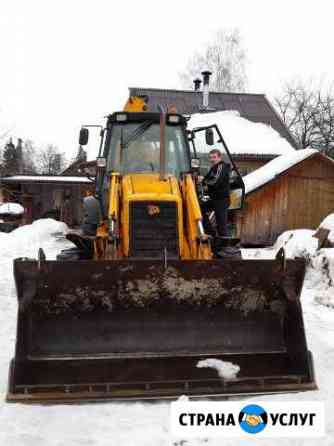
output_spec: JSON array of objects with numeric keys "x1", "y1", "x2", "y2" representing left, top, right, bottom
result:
[{"x1": 7, "y1": 257, "x2": 316, "y2": 403}]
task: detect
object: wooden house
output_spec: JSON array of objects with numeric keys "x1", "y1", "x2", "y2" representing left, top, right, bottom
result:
[
  {"x1": 236, "y1": 150, "x2": 334, "y2": 246},
  {"x1": 1, "y1": 175, "x2": 94, "y2": 226}
]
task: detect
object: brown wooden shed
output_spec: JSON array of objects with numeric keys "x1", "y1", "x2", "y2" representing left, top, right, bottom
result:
[
  {"x1": 236, "y1": 149, "x2": 334, "y2": 246},
  {"x1": 1, "y1": 175, "x2": 94, "y2": 226}
]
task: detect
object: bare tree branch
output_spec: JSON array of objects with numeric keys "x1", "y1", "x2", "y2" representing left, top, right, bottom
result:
[
  {"x1": 37, "y1": 145, "x2": 67, "y2": 175},
  {"x1": 179, "y1": 28, "x2": 247, "y2": 92},
  {"x1": 274, "y1": 79, "x2": 334, "y2": 156}
]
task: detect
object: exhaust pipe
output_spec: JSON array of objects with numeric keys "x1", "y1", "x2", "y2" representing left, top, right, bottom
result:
[
  {"x1": 201, "y1": 70, "x2": 212, "y2": 109},
  {"x1": 193, "y1": 78, "x2": 202, "y2": 91},
  {"x1": 158, "y1": 106, "x2": 167, "y2": 181}
]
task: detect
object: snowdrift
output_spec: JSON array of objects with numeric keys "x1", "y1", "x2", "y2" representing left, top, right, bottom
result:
[
  {"x1": 243, "y1": 214, "x2": 334, "y2": 310},
  {"x1": 318, "y1": 213, "x2": 334, "y2": 245},
  {"x1": 0, "y1": 219, "x2": 68, "y2": 260}
]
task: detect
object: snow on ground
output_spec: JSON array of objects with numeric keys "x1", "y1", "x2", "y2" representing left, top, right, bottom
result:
[
  {"x1": 188, "y1": 110, "x2": 295, "y2": 156},
  {"x1": 0, "y1": 219, "x2": 333, "y2": 445},
  {"x1": 243, "y1": 149, "x2": 318, "y2": 194}
]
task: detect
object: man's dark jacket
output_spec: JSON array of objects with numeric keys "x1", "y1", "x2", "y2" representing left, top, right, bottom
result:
[{"x1": 203, "y1": 161, "x2": 231, "y2": 203}]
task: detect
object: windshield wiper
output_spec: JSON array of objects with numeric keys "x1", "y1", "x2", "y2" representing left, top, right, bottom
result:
[{"x1": 121, "y1": 121, "x2": 154, "y2": 149}]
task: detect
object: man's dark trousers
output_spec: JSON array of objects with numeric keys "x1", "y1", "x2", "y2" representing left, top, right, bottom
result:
[{"x1": 201, "y1": 199, "x2": 229, "y2": 237}]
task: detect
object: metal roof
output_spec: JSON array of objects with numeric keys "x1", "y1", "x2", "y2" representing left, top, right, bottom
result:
[{"x1": 129, "y1": 87, "x2": 299, "y2": 150}]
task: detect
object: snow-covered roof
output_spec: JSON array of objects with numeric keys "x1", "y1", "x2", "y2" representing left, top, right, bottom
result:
[
  {"x1": 130, "y1": 87, "x2": 299, "y2": 149},
  {"x1": 188, "y1": 111, "x2": 296, "y2": 156},
  {"x1": 243, "y1": 148, "x2": 319, "y2": 194},
  {"x1": 0, "y1": 202, "x2": 24, "y2": 215},
  {"x1": 1, "y1": 175, "x2": 93, "y2": 184}
]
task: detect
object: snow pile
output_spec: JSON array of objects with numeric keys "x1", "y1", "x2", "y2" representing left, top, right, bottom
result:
[
  {"x1": 243, "y1": 148, "x2": 318, "y2": 194},
  {"x1": 314, "y1": 292, "x2": 334, "y2": 308},
  {"x1": 0, "y1": 202, "x2": 24, "y2": 215},
  {"x1": 188, "y1": 110, "x2": 295, "y2": 156},
  {"x1": 275, "y1": 227, "x2": 334, "y2": 309},
  {"x1": 268, "y1": 214, "x2": 334, "y2": 261},
  {"x1": 197, "y1": 359, "x2": 240, "y2": 380},
  {"x1": 11, "y1": 218, "x2": 68, "y2": 241},
  {"x1": 309, "y1": 249, "x2": 334, "y2": 308},
  {"x1": 319, "y1": 213, "x2": 334, "y2": 244},
  {"x1": 274, "y1": 229, "x2": 319, "y2": 259},
  {"x1": 0, "y1": 220, "x2": 70, "y2": 318},
  {"x1": 0, "y1": 219, "x2": 68, "y2": 260},
  {"x1": 242, "y1": 219, "x2": 334, "y2": 311},
  {"x1": 241, "y1": 229, "x2": 319, "y2": 261}
]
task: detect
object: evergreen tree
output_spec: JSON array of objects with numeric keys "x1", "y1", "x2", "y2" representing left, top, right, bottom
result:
[
  {"x1": 2, "y1": 138, "x2": 21, "y2": 175},
  {"x1": 76, "y1": 145, "x2": 87, "y2": 162}
]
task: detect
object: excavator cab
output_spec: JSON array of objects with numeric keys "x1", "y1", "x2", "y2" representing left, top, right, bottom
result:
[
  {"x1": 7, "y1": 104, "x2": 316, "y2": 403},
  {"x1": 104, "y1": 113, "x2": 189, "y2": 176}
]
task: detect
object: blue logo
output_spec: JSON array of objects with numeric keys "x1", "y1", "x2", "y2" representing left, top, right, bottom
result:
[{"x1": 238, "y1": 404, "x2": 268, "y2": 434}]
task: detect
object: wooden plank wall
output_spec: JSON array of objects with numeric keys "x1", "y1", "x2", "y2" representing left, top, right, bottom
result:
[
  {"x1": 287, "y1": 156, "x2": 334, "y2": 229},
  {"x1": 237, "y1": 154, "x2": 334, "y2": 245},
  {"x1": 20, "y1": 183, "x2": 90, "y2": 226},
  {"x1": 237, "y1": 177, "x2": 289, "y2": 245}
]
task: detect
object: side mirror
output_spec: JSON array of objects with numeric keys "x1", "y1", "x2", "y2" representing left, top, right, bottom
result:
[
  {"x1": 205, "y1": 128, "x2": 214, "y2": 146},
  {"x1": 79, "y1": 128, "x2": 89, "y2": 146}
]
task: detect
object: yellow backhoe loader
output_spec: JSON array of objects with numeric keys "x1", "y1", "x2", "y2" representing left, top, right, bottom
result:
[{"x1": 7, "y1": 96, "x2": 316, "y2": 403}]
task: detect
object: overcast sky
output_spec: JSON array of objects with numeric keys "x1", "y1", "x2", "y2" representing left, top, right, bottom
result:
[{"x1": 1, "y1": 0, "x2": 334, "y2": 159}]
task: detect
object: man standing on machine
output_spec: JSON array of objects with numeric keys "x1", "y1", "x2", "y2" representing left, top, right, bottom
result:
[{"x1": 200, "y1": 149, "x2": 231, "y2": 237}]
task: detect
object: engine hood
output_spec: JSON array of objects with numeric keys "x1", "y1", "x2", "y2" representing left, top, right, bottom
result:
[{"x1": 122, "y1": 173, "x2": 180, "y2": 200}]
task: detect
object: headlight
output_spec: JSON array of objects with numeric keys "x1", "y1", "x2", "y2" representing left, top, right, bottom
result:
[
  {"x1": 115, "y1": 113, "x2": 127, "y2": 122},
  {"x1": 96, "y1": 157, "x2": 107, "y2": 168},
  {"x1": 191, "y1": 158, "x2": 200, "y2": 169},
  {"x1": 168, "y1": 115, "x2": 181, "y2": 124}
]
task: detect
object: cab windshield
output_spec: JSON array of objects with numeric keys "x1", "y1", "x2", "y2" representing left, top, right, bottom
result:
[{"x1": 105, "y1": 123, "x2": 191, "y2": 177}]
